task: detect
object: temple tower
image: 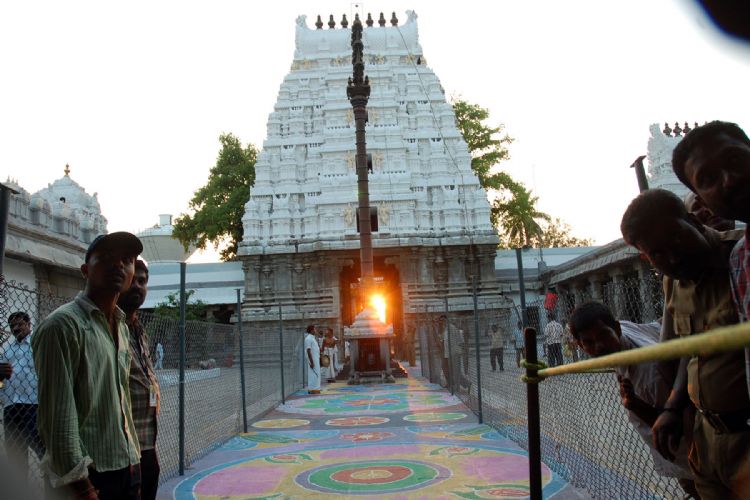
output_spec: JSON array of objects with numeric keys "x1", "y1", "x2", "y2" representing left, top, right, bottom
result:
[{"x1": 238, "y1": 11, "x2": 503, "y2": 337}]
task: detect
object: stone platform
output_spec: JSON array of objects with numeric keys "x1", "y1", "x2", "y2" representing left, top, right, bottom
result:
[{"x1": 158, "y1": 374, "x2": 587, "y2": 498}]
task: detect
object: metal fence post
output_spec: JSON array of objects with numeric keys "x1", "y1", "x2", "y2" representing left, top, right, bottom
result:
[
  {"x1": 515, "y1": 248, "x2": 529, "y2": 328},
  {"x1": 178, "y1": 262, "x2": 186, "y2": 476},
  {"x1": 278, "y1": 305, "x2": 286, "y2": 404},
  {"x1": 443, "y1": 296, "x2": 454, "y2": 395},
  {"x1": 236, "y1": 289, "x2": 248, "y2": 433},
  {"x1": 0, "y1": 183, "x2": 18, "y2": 277},
  {"x1": 472, "y1": 275, "x2": 483, "y2": 423},
  {"x1": 524, "y1": 326, "x2": 543, "y2": 500}
]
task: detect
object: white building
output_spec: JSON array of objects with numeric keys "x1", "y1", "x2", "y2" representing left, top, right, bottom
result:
[{"x1": 238, "y1": 11, "x2": 502, "y2": 335}]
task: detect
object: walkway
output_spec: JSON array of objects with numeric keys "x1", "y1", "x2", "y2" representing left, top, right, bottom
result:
[{"x1": 158, "y1": 372, "x2": 586, "y2": 499}]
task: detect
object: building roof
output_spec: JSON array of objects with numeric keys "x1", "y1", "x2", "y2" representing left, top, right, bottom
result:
[{"x1": 142, "y1": 261, "x2": 244, "y2": 308}]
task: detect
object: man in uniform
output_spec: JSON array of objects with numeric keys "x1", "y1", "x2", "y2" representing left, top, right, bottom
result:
[{"x1": 621, "y1": 189, "x2": 749, "y2": 498}]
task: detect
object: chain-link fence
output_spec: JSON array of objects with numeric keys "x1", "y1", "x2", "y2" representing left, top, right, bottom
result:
[
  {"x1": 0, "y1": 276, "x2": 68, "y2": 496},
  {"x1": 0, "y1": 276, "x2": 305, "y2": 492},
  {"x1": 409, "y1": 273, "x2": 689, "y2": 499}
]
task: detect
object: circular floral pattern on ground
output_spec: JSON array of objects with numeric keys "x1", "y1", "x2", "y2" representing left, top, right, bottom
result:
[
  {"x1": 403, "y1": 412, "x2": 467, "y2": 423},
  {"x1": 340, "y1": 431, "x2": 395, "y2": 442},
  {"x1": 325, "y1": 416, "x2": 390, "y2": 427},
  {"x1": 251, "y1": 418, "x2": 310, "y2": 429},
  {"x1": 297, "y1": 459, "x2": 448, "y2": 495},
  {"x1": 279, "y1": 391, "x2": 461, "y2": 416},
  {"x1": 175, "y1": 443, "x2": 566, "y2": 499}
]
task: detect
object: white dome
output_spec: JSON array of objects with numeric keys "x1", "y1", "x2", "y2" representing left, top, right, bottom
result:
[
  {"x1": 137, "y1": 214, "x2": 196, "y2": 262},
  {"x1": 33, "y1": 169, "x2": 107, "y2": 232}
]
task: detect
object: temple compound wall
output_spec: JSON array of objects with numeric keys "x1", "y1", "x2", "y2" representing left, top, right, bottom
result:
[
  {"x1": 238, "y1": 11, "x2": 504, "y2": 336},
  {"x1": 3, "y1": 169, "x2": 109, "y2": 319}
]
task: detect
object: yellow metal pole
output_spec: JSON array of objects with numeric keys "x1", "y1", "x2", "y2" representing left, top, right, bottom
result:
[{"x1": 538, "y1": 322, "x2": 750, "y2": 378}]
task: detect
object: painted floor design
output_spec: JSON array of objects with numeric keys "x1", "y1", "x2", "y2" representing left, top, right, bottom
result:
[{"x1": 160, "y1": 377, "x2": 586, "y2": 499}]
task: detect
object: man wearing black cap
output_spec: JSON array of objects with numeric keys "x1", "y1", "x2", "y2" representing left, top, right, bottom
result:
[{"x1": 33, "y1": 232, "x2": 144, "y2": 500}]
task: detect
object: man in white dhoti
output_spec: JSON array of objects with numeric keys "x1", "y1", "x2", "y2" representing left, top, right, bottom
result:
[
  {"x1": 320, "y1": 328, "x2": 339, "y2": 383},
  {"x1": 304, "y1": 325, "x2": 321, "y2": 394}
]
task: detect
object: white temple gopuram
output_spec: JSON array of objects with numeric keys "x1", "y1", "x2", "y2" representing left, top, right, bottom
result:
[{"x1": 238, "y1": 11, "x2": 503, "y2": 334}]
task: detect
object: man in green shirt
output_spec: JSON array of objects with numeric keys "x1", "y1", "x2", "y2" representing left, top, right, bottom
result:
[{"x1": 33, "y1": 232, "x2": 143, "y2": 500}]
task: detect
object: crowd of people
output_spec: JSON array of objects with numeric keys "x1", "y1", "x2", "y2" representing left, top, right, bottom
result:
[
  {"x1": 1, "y1": 233, "x2": 161, "y2": 499},
  {"x1": 1, "y1": 120, "x2": 748, "y2": 499},
  {"x1": 303, "y1": 324, "x2": 349, "y2": 394},
  {"x1": 566, "y1": 120, "x2": 750, "y2": 498}
]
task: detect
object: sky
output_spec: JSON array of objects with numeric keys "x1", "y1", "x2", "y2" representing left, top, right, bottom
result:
[{"x1": 2, "y1": 1, "x2": 749, "y2": 261}]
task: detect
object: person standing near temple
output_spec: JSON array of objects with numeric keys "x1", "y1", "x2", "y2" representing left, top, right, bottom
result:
[
  {"x1": 0, "y1": 311, "x2": 45, "y2": 480},
  {"x1": 33, "y1": 232, "x2": 143, "y2": 499},
  {"x1": 304, "y1": 325, "x2": 321, "y2": 394},
  {"x1": 488, "y1": 324, "x2": 504, "y2": 371},
  {"x1": 155, "y1": 342, "x2": 164, "y2": 370},
  {"x1": 544, "y1": 313, "x2": 564, "y2": 367},
  {"x1": 117, "y1": 259, "x2": 160, "y2": 500},
  {"x1": 320, "y1": 327, "x2": 339, "y2": 383}
]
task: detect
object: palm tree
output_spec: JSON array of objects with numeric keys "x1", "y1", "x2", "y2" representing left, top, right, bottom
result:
[{"x1": 492, "y1": 185, "x2": 551, "y2": 248}]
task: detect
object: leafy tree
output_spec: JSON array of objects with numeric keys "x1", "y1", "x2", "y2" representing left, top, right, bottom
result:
[
  {"x1": 173, "y1": 133, "x2": 258, "y2": 261},
  {"x1": 153, "y1": 290, "x2": 210, "y2": 322},
  {"x1": 452, "y1": 98, "x2": 519, "y2": 194},
  {"x1": 452, "y1": 98, "x2": 590, "y2": 248},
  {"x1": 493, "y1": 184, "x2": 551, "y2": 248},
  {"x1": 536, "y1": 217, "x2": 595, "y2": 248}
]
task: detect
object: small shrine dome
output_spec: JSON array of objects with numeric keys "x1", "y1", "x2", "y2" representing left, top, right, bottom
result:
[{"x1": 32, "y1": 164, "x2": 108, "y2": 232}]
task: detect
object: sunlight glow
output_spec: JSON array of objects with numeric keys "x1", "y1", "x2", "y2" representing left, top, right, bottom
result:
[{"x1": 370, "y1": 294, "x2": 386, "y2": 323}]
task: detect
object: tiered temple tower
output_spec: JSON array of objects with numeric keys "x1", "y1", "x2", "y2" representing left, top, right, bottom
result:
[{"x1": 238, "y1": 11, "x2": 503, "y2": 334}]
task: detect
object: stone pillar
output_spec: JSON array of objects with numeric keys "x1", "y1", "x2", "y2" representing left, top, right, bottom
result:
[
  {"x1": 637, "y1": 264, "x2": 658, "y2": 321},
  {"x1": 589, "y1": 275, "x2": 604, "y2": 302},
  {"x1": 608, "y1": 268, "x2": 627, "y2": 319}
]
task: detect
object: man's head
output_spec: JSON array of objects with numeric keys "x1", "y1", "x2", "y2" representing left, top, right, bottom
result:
[
  {"x1": 325, "y1": 327, "x2": 334, "y2": 338},
  {"x1": 306, "y1": 324, "x2": 316, "y2": 334},
  {"x1": 8, "y1": 312, "x2": 31, "y2": 342},
  {"x1": 81, "y1": 232, "x2": 143, "y2": 296},
  {"x1": 684, "y1": 191, "x2": 735, "y2": 231},
  {"x1": 568, "y1": 302, "x2": 621, "y2": 357},
  {"x1": 117, "y1": 259, "x2": 149, "y2": 315},
  {"x1": 672, "y1": 120, "x2": 750, "y2": 223},
  {"x1": 621, "y1": 189, "x2": 713, "y2": 281}
]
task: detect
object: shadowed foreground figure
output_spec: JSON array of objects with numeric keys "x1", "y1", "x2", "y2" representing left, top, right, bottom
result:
[
  {"x1": 118, "y1": 259, "x2": 161, "y2": 500},
  {"x1": 622, "y1": 189, "x2": 750, "y2": 498},
  {"x1": 568, "y1": 302, "x2": 698, "y2": 498},
  {"x1": 33, "y1": 232, "x2": 144, "y2": 500}
]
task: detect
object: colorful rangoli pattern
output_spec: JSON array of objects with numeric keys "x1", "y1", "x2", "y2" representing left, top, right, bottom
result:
[{"x1": 162, "y1": 379, "x2": 575, "y2": 499}]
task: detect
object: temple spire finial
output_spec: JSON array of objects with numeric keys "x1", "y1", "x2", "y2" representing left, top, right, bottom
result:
[
  {"x1": 341, "y1": 14, "x2": 349, "y2": 28},
  {"x1": 390, "y1": 12, "x2": 398, "y2": 26},
  {"x1": 64, "y1": 164, "x2": 70, "y2": 176},
  {"x1": 328, "y1": 14, "x2": 336, "y2": 29},
  {"x1": 315, "y1": 15, "x2": 323, "y2": 29},
  {"x1": 366, "y1": 13, "x2": 374, "y2": 27},
  {"x1": 378, "y1": 12, "x2": 386, "y2": 27}
]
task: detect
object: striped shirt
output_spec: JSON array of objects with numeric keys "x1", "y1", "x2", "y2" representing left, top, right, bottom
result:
[
  {"x1": 728, "y1": 229, "x2": 750, "y2": 396},
  {"x1": 543, "y1": 320, "x2": 564, "y2": 345},
  {"x1": 32, "y1": 293, "x2": 140, "y2": 486}
]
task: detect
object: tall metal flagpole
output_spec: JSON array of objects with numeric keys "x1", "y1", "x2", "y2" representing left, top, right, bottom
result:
[{"x1": 347, "y1": 14, "x2": 373, "y2": 301}]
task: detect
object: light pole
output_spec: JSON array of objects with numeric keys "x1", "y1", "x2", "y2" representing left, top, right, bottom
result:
[{"x1": 347, "y1": 14, "x2": 373, "y2": 301}]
